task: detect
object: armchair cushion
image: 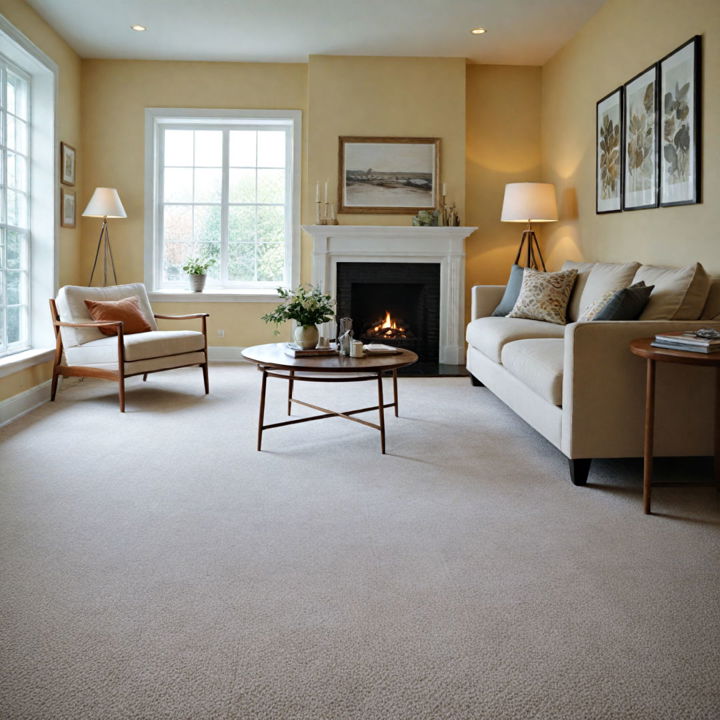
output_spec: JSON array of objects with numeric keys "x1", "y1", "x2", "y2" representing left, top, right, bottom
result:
[{"x1": 84, "y1": 296, "x2": 152, "y2": 336}]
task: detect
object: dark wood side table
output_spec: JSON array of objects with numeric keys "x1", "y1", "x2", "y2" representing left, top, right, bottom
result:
[
  {"x1": 242, "y1": 343, "x2": 418, "y2": 453},
  {"x1": 630, "y1": 338, "x2": 720, "y2": 514}
]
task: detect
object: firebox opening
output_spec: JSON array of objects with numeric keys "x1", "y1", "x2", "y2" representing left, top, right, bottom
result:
[{"x1": 353, "y1": 283, "x2": 422, "y2": 343}]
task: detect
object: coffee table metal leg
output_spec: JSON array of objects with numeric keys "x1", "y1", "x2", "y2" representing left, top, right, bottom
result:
[
  {"x1": 288, "y1": 370, "x2": 294, "y2": 415},
  {"x1": 392, "y1": 369, "x2": 399, "y2": 417},
  {"x1": 377, "y1": 372, "x2": 386, "y2": 454},
  {"x1": 643, "y1": 358, "x2": 655, "y2": 514},
  {"x1": 257, "y1": 368, "x2": 268, "y2": 451}
]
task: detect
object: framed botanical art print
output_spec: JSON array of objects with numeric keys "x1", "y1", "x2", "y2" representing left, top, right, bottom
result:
[
  {"x1": 60, "y1": 187, "x2": 76, "y2": 228},
  {"x1": 659, "y1": 35, "x2": 702, "y2": 207},
  {"x1": 596, "y1": 87, "x2": 623, "y2": 213},
  {"x1": 338, "y1": 136, "x2": 440, "y2": 214},
  {"x1": 60, "y1": 142, "x2": 76, "y2": 186},
  {"x1": 623, "y1": 64, "x2": 658, "y2": 210}
]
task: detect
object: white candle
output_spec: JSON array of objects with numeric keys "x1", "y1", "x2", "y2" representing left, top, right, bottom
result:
[
  {"x1": 315, "y1": 182, "x2": 320, "y2": 202},
  {"x1": 324, "y1": 181, "x2": 328, "y2": 203},
  {"x1": 442, "y1": 183, "x2": 447, "y2": 196}
]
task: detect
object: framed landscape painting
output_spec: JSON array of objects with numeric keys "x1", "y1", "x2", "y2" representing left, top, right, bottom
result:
[
  {"x1": 61, "y1": 187, "x2": 76, "y2": 228},
  {"x1": 659, "y1": 35, "x2": 701, "y2": 207},
  {"x1": 338, "y1": 137, "x2": 440, "y2": 214},
  {"x1": 596, "y1": 87, "x2": 623, "y2": 213},
  {"x1": 623, "y1": 64, "x2": 658, "y2": 210}
]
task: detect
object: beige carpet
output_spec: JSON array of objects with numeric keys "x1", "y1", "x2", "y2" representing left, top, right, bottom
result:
[{"x1": 1, "y1": 363, "x2": 719, "y2": 720}]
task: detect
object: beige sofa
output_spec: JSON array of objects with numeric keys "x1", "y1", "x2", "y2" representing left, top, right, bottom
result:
[{"x1": 466, "y1": 261, "x2": 720, "y2": 484}]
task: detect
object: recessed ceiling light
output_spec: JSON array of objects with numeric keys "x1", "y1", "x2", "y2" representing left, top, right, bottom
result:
[
  {"x1": 130, "y1": 24, "x2": 147, "y2": 32},
  {"x1": 470, "y1": 27, "x2": 487, "y2": 35}
]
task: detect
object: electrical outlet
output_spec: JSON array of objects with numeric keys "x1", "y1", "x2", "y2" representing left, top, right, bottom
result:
[{"x1": 217, "y1": 329, "x2": 225, "y2": 338}]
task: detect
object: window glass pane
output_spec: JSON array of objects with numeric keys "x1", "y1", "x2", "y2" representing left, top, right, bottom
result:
[
  {"x1": 257, "y1": 169, "x2": 285, "y2": 204},
  {"x1": 256, "y1": 242, "x2": 285, "y2": 282},
  {"x1": 7, "y1": 72, "x2": 28, "y2": 120},
  {"x1": 6, "y1": 270, "x2": 22, "y2": 305},
  {"x1": 229, "y1": 168, "x2": 255, "y2": 203},
  {"x1": 7, "y1": 116, "x2": 28, "y2": 155},
  {"x1": 257, "y1": 205, "x2": 285, "y2": 243},
  {"x1": 257, "y1": 131, "x2": 285, "y2": 168},
  {"x1": 194, "y1": 131, "x2": 222, "y2": 167},
  {"x1": 163, "y1": 168, "x2": 193, "y2": 202},
  {"x1": 193, "y1": 205, "x2": 221, "y2": 244},
  {"x1": 228, "y1": 206, "x2": 256, "y2": 243},
  {"x1": 194, "y1": 168, "x2": 222, "y2": 203},
  {"x1": 7, "y1": 306, "x2": 22, "y2": 344},
  {"x1": 164, "y1": 130, "x2": 193, "y2": 166},
  {"x1": 6, "y1": 231, "x2": 25, "y2": 269},
  {"x1": 7, "y1": 191, "x2": 28, "y2": 229},
  {"x1": 163, "y1": 242, "x2": 190, "y2": 282},
  {"x1": 228, "y1": 243, "x2": 255, "y2": 282},
  {"x1": 7, "y1": 153, "x2": 27, "y2": 191},
  {"x1": 163, "y1": 205, "x2": 192, "y2": 243},
  {"x1": 229, "y1": 130, "x2": 256, "y2": 167}
]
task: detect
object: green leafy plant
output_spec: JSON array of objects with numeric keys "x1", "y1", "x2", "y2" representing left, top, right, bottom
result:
[
  {"x1": 261, "y1": 285, "x2": 334, "y2": 333},
  {"x1": 182, "y1": 256, "x2": 216, "y2": 276}
]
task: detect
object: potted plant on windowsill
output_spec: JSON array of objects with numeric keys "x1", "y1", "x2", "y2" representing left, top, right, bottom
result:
[
  {"x1": 261, "y1": 285, "x2": 335, "y2": 349},
  {"x1": 182, "y1": 256, "x2": 216, "y2": 293}
]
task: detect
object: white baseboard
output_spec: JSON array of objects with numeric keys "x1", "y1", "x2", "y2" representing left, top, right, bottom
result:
[
  {"x1": 0, "y1": 380, "x2": 52, "y2": 427},
  {"x1": 208, "y1": 346, "x2": 247, "y2": 362}
]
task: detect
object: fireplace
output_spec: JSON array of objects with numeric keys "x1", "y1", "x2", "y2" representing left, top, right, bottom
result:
[{"x1": 336, "y1": 262, "x2": 440, "y2": 363}]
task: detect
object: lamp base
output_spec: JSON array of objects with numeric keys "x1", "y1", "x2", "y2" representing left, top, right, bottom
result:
[
  {"x1": 88, "y1": 219, "x2": 118, "y2": 286},
  {"x1": 513, "y1": 229, "x2": 546, "y2": 271}
]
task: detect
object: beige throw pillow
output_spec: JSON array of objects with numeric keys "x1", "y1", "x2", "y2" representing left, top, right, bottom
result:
[
  {"x1": 508, "y1": 268, "x2": 578, "y2": 325},
  {"x1": 634, "y1": 262, "x2": 710, "y2": 320}
]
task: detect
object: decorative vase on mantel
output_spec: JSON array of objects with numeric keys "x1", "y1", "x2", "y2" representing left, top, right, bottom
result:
[{"x1": 294, "y1": 324, "x2": 319, "y2": 349}]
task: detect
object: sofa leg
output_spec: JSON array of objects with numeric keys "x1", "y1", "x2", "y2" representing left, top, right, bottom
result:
[
  {"x1": 469, "y1": 373, "x2": 484, "y2": 387},
  {"x1": 568, "y1": 458, "x2": 591, "y2": 486}
]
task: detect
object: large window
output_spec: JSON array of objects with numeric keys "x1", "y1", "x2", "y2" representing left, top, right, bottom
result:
[
  {"x1": 146, "y1": 109, "x2": 301, "y2": 295},
  {"x1": 0, "y1": 58, "x2": 30, "y2": 356}
]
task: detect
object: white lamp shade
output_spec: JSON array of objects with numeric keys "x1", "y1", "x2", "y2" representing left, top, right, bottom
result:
[
  {"x1": 82, "y1": 187, "x2": 127, "y2": 218},
  {"x1": 501, "y1": 183, "x2": 558, "y2": 223}
]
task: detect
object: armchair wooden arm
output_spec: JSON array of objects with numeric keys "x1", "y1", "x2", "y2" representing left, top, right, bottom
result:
[
  {"x1": 153, "y1": 313, "x2": 209, "y2": 320},
  {"x1": 53, "y1": 319, "x2": 124, "y2": 329}
]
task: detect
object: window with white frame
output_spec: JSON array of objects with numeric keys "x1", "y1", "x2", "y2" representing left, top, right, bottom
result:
[
  {"x1": 0, "y1": 58, "x2": 30, "y2": 356},
  {"x1": 146, "y1": 109, "x2": 300, "y2": 294}
]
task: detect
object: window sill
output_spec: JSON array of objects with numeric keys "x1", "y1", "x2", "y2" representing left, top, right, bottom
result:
[
  {"x1": 148, "y1": 289, "x2": 282, "y2": 303},
  {"x1": 0, "y1": 348, "x2": 55, "y2": 379}
]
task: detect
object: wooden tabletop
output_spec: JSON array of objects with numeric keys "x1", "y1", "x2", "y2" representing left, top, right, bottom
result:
[
  {"x1": 630, "y1": 337, "x2": 720, "y2": 367},
  {"x1": 242, "y1": 343, "x2": 418, "y2": 373}
]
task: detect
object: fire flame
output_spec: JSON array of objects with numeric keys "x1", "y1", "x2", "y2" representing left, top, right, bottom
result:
[{"x1": 368, "y1": 311, "x2": 409, "y2": 339}]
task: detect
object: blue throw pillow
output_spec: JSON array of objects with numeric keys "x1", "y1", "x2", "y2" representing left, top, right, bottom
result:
[
  {"x1": 492, "y1": 264, "x2": 525, "y2": 317},
  {"x1": 594, "y1": 282, "x2": 654, "y2": 321}
]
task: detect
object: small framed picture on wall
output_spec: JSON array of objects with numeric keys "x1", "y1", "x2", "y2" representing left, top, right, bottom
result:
[
  {"x1": 596, "y1": 87, "x2": 623, "y2": 213},
  {"x1": 623, "y1": 64, "x2": 659, "y2": 211},
  {"x1": 60, "y1": 142, "x2": 76, "y2": 186},
  {"x1": 659, "y1": 35, "x2": 702, "y2": 207},
  {"x1": 61, "y1": 187, "x2": 76, "y2": 228}
]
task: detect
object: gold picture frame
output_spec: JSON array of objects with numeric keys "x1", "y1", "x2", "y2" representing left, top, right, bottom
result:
[
  {"x1": 61, "y1": 187, "x2": 76, "y2": 228},
  {"x1": 60, "y1": 141, "x2": 76, "y2": 186},
  {"x1": 338, "y1": 136, "x2": 440, "y2": 214}
]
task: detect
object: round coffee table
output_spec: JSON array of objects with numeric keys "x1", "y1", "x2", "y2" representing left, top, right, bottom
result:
[
  {"x1": 242, "y1": 343, "x2": 418, "y2": 453},
  {"x1": 630, "y1": 337, "x2": 720, "y2": 514}
]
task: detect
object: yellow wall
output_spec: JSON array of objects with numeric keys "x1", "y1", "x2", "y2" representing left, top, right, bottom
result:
[
  {"x1": 465, "y1": 65, "x2": 542, "y2": 286},
  {"x1": 542, "y1": 0, "x2": 720, "y2": 272},
  {"x1": 0, "y1": 0, "x2": 82, "y2": 402}
]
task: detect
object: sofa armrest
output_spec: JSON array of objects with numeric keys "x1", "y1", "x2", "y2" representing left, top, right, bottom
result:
[
  {"x1": 561, "y1": 319, "x2": 720, "y2": 458},
  {"x1": 470, "y1": 285, "x2": 505, "y2": 320}
]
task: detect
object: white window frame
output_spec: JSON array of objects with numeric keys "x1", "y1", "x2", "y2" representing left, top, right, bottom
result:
[
  {"x1": 0, "y1": 15, "x2": 57, "y2": 372},
  {"x1": 144, "y1": 108, "x2": 301, "y2": 302}
]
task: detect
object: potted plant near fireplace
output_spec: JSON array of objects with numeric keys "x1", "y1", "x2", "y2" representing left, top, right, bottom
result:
[{"x1": 261, "y1": 285, "x2": 335, "y2": 349}]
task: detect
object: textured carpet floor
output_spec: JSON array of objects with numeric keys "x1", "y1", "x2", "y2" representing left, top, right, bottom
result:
[{"x1": 1, "y1": 363, "x2": 719, "y2": 720}]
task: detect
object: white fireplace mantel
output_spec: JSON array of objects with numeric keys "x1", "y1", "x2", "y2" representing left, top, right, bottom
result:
[{"x1": 302, "y1": 225, "x2": 478, "y2": 364}]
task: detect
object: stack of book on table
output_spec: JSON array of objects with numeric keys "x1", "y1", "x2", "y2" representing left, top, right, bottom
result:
[
  {"x1": 651, "y1": 329, "x2": 720, "y2": 354},
  {"x1": 284, "y1": 343, "x2": 338, "y2": 358}
]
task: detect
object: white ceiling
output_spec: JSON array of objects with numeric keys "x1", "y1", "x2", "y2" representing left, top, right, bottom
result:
[{"x1": 26, "y1": 0, "x2": 606, "y2": 65}]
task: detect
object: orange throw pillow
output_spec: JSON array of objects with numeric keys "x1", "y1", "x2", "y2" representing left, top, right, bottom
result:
[{"x1": 84, "y1": 296, "x2": 152, "y2": 337}]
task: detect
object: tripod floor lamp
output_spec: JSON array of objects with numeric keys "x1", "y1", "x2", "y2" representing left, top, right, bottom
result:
[
  {"x1": 500, "y1": 182, "x2": 558, "y2": 271},
  {"x1": 83, "y1": 187, "x2": 127, "y2": 286}
]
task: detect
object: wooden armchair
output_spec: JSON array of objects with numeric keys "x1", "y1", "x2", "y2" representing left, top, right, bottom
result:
[{"x1": 50, "y1": 283, "x2": 209, "y2": 412}]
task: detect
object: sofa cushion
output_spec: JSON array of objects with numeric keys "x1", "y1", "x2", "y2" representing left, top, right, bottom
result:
[
  {"x1": 84, "y1": 296, "x2": 152, "y2": 336},
  {"x1": 593, "y1": 282, "x2": 654, "y2": 321},
  {"x1": 466, "y1": 317, "x2": 565, "y2": 363},
  {"x1": 563, "y1": 261, "x2": 640, "y2": 321},
  {"x1": 508, "y1": 267, "x2": 577, "y2": 325},
  {"x1": 491, "y1": 264, "x2": 524, "y2": 317},
  {"x1": 634, "y1": 262, "x2": 710, "y2": 320},
  {"x1": 501, "y1": 339, "x2": 564, "y2": 407},
  {"x1": 700, "y1": 278, "x2": 720, "y2": 320},
  {"x1": 64, "y1": 330, "x2": 205, "y2": 366},
  {"x1": 562, "y1": 261, "x2": 595, "y2": 322}
]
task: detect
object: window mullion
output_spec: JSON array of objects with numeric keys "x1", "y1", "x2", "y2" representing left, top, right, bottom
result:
[{"x1": 220, "y1": 129, "x2": 229, "y2": 284}]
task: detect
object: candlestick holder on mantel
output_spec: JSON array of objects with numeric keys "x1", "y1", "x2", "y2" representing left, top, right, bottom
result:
[{"x1": 314, "y1": 200, "x2": 338, "y2": 225}]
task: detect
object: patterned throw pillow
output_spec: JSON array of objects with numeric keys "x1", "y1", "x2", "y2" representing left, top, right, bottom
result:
[{"x1": 507, "y1": 268, "x2": 578, "y2": 325}]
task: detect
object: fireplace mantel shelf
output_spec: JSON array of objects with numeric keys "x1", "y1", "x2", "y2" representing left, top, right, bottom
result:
[{"x1": 304, "y1": 224, "x2": 477, "y2": 365}]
